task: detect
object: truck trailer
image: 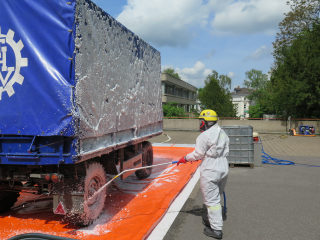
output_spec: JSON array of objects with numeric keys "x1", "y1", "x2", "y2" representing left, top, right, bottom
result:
[{"x1": 0, "y1": 0, "x2": 162, "y2": 225}]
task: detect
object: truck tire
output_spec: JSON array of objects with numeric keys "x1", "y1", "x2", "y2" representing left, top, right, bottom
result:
[
  {"x1": 71, "y1": 162, "x2": 107, "y2": 226},
  {"x1": 135, "y1": 141, "x2": 153, "y2": 179},
  {"x1": 0, "y1": 191, "x2": 20, "y2": 213}
]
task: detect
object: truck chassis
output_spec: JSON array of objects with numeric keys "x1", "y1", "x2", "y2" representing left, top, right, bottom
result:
[{"x1": 0, "y1": 134, "x2": 157, "y2": 225}]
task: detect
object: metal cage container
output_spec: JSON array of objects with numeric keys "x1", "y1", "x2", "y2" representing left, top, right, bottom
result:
[{"x1": 221, "y1": 126, "x2": 253, "y2": 164}]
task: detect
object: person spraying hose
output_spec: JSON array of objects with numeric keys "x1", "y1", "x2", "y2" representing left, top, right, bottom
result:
[{"x1": 177, "y1": 109, "x2": 229, "y2": 239}]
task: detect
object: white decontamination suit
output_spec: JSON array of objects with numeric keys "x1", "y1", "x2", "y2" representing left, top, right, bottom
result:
[{"x1": 186, "y1": 123, "x2": 229, "y2": 231}]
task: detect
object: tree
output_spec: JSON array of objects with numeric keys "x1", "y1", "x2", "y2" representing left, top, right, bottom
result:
[
  {"x1": 244, "y1": 69, "x2": 268, "y2": 96},
  {"x1": 198, "y1": 71, "x2": 237, "y2": 117},
  {"x1": 248, "y1": 103, "x2": 267, "y2": 118},
  {"x1": 270, "y1": 0, "x2": 320, "y2": 118},
  {"x1": 163, "y1": 102, "x2": 185, "y2": 117},
  {"x1": 243, "y1": 69, "x2": 272, "y2": 118},
  {"x1": 162, "y1": 68, "x2": 181, "y2": 79},
  {"x1": 270, "y1": 23, "x2": 320, "y2": 118},
  {"x1": 273, "y1": 0, "x2": 320, "y2": 60},
  {"x1": 207, "y1": 70, "x2": 232, "y2": 90}
]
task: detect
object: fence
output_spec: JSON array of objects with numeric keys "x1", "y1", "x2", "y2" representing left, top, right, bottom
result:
[{"x1": 163, "y1": 118, "x2": 320, "y2": 134}]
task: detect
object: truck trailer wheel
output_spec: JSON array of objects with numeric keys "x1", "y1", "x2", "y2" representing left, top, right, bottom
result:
[
  {"x1": 0, "y1": 191, "x2": 20, "y2": 213},
  {"x1": 71, "y1": 163, "x2": 107, "y2": 226},
  {"x1": 135, "y1": 142, "x2": 153, "y2": 179}
]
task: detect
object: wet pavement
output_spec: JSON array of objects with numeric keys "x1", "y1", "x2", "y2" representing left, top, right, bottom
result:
[
  {"x1": 162, "y1": 155, "x2": 320, "y2": 240},
  {"x1": 0, "y1": 147, "x2": 199, "y2": 240},
  {"x1": 150, "y1": 132, "x2": 320, "y2": 240},
  {"x1": 2, "y1": 131, "x2": 320, "y2": 239}
]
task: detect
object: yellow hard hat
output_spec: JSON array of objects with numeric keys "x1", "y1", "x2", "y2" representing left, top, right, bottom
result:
[{"x1": 199, "y1": 109, "x2": 218, "y2": 121}]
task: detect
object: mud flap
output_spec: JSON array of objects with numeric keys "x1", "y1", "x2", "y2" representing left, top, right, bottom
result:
[
  {"x1": 54, "y1": 201, "x2": 67, "y2": 215},
  {"x1": 53, "y1": 194, "x2": 84, "y2": 214}
]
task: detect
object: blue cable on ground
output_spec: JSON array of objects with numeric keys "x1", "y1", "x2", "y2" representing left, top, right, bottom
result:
[
  {"x1": 223, "y1": 191, "x2": 226, "y2": 215},
  {"x1": 261, "y1": 145, "x2": 295, "y2": 165},
  {"x1": 260, "y1": 137, "x2": 320, "y2": 167}
]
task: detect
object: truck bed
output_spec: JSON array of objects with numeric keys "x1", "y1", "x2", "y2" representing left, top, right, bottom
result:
[{"x1": 0, "y1": 0, "x2": 162, "y2": 164}]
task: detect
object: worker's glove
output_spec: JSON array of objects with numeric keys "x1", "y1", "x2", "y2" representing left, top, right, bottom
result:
[{"x1": 177, "y1": 156, "x2": 187, "y2": 166}]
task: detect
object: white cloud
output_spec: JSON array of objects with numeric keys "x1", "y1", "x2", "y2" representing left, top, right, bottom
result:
[
  {"x1": 162, "y1": 62, "x2": 237, "y2": 88},
  {"x1": 161, "y1": 65, "x2": 173, "y2": 72},
  {"x1": 179, "y1": 61, "x2": 205, "y2": 75},
  {"x1": 244, "y1": 45, "x2": 273, "y2": 61},
  {"x1": 173, "y1": 61, "x2": 212, "y2": 88},
  {"x1": 241, "y1": 4, "x2": 257, "y2": 12},
  {"x1": 116, "y1": 0, "x2": 290, "y2": 47},
  {"x1": 161, "y1": 62, "x2": 211, "y2": 87},
  {"x1": 211, "y1": 0, "x2": 290, "y2": 35},
  {"x1": 203, "y1": 69, "x2": 212, "y2": 77},
  {"x1": 228, "y1": 71, "x2": 235, "y2": 78},
  {"x1": 117, "y1": 0, "x2": 213, "y2": 47}
]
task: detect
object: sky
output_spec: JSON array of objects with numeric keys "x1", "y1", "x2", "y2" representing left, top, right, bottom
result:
[{"x1": 93, "y1": 0, "x2": 291, "y2": 89}]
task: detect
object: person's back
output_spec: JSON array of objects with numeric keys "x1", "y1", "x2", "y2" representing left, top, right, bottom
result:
[
  {"x1": 199, "y1": 123, "x2": 229, "y2": 163},
  {"x1": 177, "y1": 109, "x2": 229, "y2": 239}
]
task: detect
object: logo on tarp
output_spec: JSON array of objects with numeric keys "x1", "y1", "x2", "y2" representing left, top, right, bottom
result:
[{"x1": 0, "y1": 27, "x2": 28, "y2": 100}]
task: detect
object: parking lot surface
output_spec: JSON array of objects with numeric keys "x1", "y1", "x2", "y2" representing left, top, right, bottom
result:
[
  {"x1": 150, "y1": 132, "x2": 320, "y2": 240},
  {"x1": 2, "y1": 132, "x2": 319, "y2": 240},
  {"x1": 151, "y1": 131, "x2": 320, "y2": 157}
]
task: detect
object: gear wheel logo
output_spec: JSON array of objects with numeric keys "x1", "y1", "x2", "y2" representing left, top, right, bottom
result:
[{"x1": 0, "y1": 27, "x2": 28, "y2": 100}]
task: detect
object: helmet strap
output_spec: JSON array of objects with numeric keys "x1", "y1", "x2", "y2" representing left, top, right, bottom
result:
[
  {"x1": 200, "y1": 120, "x2": 216, "y2": 132},
  {"x1": 199, "y1": 120, "x2": 206, "y2": 132}
]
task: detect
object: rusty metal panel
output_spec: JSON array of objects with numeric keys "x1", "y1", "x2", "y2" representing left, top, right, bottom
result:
[{"x1": 122, "y1": 153, "x2": 142, "y2": 180}]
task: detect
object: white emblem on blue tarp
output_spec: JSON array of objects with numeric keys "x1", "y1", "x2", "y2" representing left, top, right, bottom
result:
[{"x1": 0, "y1": 27, "x2": 28, "y2": 100}]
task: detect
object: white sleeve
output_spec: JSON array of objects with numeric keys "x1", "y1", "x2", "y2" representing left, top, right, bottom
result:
[{"x1": 185, "y1": 133, "x2": 208, "y2": 161}]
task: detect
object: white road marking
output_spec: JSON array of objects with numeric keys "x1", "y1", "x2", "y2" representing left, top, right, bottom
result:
[
  {"x1": 161, "y1": 133, "x2": 171, "y2": 143},
  {"x1": 146, "y1": 165, "x2": 200, "y2": 240}
]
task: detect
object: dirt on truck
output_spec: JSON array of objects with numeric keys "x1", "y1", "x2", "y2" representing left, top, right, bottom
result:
[{"x1": 0, "y1": 0, "x2": 162, "y2": 226}]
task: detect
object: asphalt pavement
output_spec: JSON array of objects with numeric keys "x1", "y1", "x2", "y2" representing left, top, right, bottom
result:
[{"x1": 151, "y1": 131, "x2": 320, "y2": 240}]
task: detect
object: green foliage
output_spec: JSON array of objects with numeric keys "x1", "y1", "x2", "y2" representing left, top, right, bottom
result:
[
  {"x1": 248, "y1": 103, "x2": 267, "y2": 118},
  {"x1": 268, "y1": 0, "x2": 320, "y2": 118},
  {"x1": 209, "y1": 70, "x2": 232, "y2": 89},
  {"x1": 163, "y1": 68, "x2": 181, "y2": 79},
  {"x1": 192, "y1": 108, "x2": 202, "y2": 116},
  {"x1": 273, "y1": 0, "x2": 320, "y2": 59},
  {"x1": 243, "y1": 69, "x2": 272, "y2": 117},
  {"x1": 244, "y1": 69, "x2": 268, "y2": 100},
  {"x1": 163, "y1": 102, "x2": 185, "y2": 117},
  {"x1": 270, "y1": 22, "x2": 320, "y2": 118},
  {"x1": 199, "y1": 71, "x2": 237, "y2": 117}
]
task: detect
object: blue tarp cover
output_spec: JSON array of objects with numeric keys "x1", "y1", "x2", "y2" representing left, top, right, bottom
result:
[{"x1": 0, "y1": 0, "x2": 75, "y2": 136}]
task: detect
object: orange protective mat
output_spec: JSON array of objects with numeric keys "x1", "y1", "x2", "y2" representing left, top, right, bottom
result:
[{"x1": 0, "y1": 146, "x2": 199, "y2": 240}]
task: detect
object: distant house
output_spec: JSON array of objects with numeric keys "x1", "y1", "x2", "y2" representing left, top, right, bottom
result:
[
  {"x1": 161, "y1": 73, "x2": 197, "y2": 112},
  {"x1": 231, "y1": 87, "x2": 252, "y2": 118}
]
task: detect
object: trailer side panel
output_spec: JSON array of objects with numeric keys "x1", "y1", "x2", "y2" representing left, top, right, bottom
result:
[
  {"x1": 0, "y1": 0, "x2": 76, "y2": 136},
  {"x1": 74, "y1": 0, "x2": 162, "y2": 158}
]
